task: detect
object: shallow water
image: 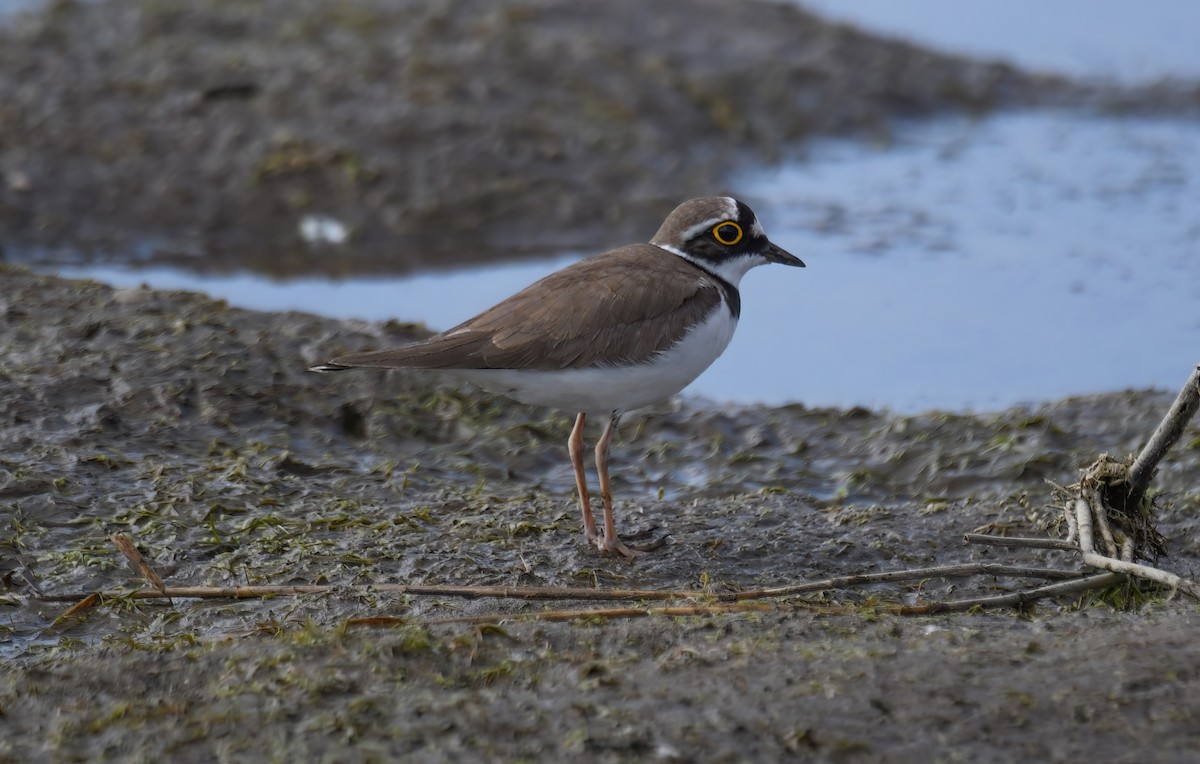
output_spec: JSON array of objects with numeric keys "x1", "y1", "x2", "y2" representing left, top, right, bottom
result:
[
  {"x1": 24, "y1": 0, "x2": 1200, "y2": 412},
  {"x1": 0, "y1": 0, "x2": 37, "y2": 16},
  {"x1": 733, "y1": 112, "x2": 1200, "y2": 411},
  {"x1": 796, "y1": 0, "x2": 1200, "y2": 82},
  {"x1": 54, "y1": 111, "x2": 1200, "y2": 412}
]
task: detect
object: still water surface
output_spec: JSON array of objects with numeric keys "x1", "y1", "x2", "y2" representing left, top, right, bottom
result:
[
  {"x1": 54, "y1": 111, "x2": 1200, "y2": 412},
  {"x1": 30, "y1": 2, "x2": 1200, "y2": 411}
]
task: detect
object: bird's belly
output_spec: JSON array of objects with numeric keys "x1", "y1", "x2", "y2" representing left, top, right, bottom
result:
[{"x1": 456, "y1": 309, "x2": 738, "y2": 414}]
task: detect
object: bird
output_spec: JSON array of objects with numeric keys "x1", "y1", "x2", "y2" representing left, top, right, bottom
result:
[{"x1": 310, "y1": 196, "x2": 804, "y2": 557}]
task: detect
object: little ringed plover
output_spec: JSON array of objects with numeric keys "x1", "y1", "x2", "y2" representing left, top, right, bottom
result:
[{"x1": 311, "y1": 196, "x2": 804, "y2": 557}]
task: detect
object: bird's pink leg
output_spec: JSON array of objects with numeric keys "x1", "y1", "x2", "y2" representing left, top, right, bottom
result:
[
  {"x1": 568, "y1": 412, "x2": 599, "y2": 542},
  {"x1": 593, "y1": 414, "x2": 645, "y2": 558}
]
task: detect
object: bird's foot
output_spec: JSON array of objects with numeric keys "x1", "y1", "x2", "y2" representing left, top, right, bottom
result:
[{"x1": 594, "y1": 531, "x2": 668, "y2": 558}]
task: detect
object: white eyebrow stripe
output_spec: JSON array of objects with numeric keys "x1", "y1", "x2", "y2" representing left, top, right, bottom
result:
[{"x1": 680, "y1": 216, "x2": 731, "y2": 242}]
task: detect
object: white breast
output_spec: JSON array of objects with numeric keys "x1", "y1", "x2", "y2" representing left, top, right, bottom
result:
[{"x1": 454, "y1": 304, "x2": 738, "y2": 414}]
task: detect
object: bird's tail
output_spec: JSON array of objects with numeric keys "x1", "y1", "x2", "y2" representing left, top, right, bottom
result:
[{"x1": 308, "y1": 362, "x2": 354, "y2": 373}]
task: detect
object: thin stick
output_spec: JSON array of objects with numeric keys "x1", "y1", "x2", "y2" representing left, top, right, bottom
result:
[
  {"x1": 410, "y1": 603, "x2": 775, "y2": 627},
  {"x1": 898, "y1": 572, "x2": 1125, "y2": 614},
  {"x1": 37, "y1": 562, "x2": 1084, "y2": 607},
  {"x1": 724, "y1": 563, "x2": 1082, "y2": 601},
  {"x1": 963, "y1": 533, "x2": 1079, "y2": 551},
  {"x1": 360, "y1": 575, "x2": 1127, "y2": 626},
  {"x1": 36, "y1": 583, "x2": 695, "y2": 604},
  {"x1": 1089, "y1": 490, "x2": 1121, "y2": 558},
  {"x1": 112, "y1": 533, "x2": 168, "y2": 595},
  {"x1": 1079, "y1": 553, "x2": 1200, "y2": 598},
  {"x1": 48, "y1": 592, "x2": 100, "y2": 628},
  {"x1": 1063, "y1": 500, "x2": 1078, "y2": 545},
  {"x1": 1076, "y1": 497, "x2": 1096, "y2": 556},
  {"x1": 1127, "y1": 363, "x2": 1200, "y2": 509},
  {"x1": 1076, "y1": 494, "x2": 1200, "y2": 599}
]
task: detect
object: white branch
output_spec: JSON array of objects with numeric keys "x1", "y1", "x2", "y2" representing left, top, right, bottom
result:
[{"x1": 1075, "y1": 494, "x2": 1200, "y2": 599}]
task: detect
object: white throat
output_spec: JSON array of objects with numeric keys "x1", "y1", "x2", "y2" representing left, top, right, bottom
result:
[{"x1": 656, "y1": 244, "x2": 766, "y2": 287}]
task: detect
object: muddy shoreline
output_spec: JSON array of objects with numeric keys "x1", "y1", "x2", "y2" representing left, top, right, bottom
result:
[
  {"x1": 4, "y1": 0, "x2": 1200, "y2": 759},
  {"x1": 3, "y1": 266, "x2": 1199, "y2": 760}
]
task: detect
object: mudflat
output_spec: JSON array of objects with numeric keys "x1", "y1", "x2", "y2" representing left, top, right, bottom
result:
[
  {"x1": 2, "y1": 1, "x2": 1199, "y2": 761},
  {"x1": 3, "y1": 265, "x2": 1198, "y2": 761}
]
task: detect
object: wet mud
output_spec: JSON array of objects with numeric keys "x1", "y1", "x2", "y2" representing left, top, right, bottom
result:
[
  {"x1": 2, "y1": 267, "x2": 1199, "y2": 761},
  {"x1": 3, "y1": 1, "x2": 1200, "y2": 760}
]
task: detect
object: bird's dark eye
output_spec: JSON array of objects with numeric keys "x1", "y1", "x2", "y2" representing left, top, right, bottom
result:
[{"x1": 712, "y1": 221, "x2": 743, "y2": 246}]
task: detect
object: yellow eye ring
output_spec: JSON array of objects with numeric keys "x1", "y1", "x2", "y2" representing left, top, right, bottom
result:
[{"x1": 712, "y1": 221, "x2": 743, "y2": 246}]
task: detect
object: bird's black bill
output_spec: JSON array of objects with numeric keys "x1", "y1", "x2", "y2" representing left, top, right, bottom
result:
[{"x1": 763, "y1": 240, "x2": 805, "y2": 267}]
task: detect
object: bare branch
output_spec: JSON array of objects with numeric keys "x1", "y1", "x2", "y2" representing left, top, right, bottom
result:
[
  {"x1": 963, "y1": 533, "x2": 1078, "y2": 551},
  {"x1": 1121, "y1": 537, "x2": 1134, "y2": 563},
  {"x1": 1089, "y1": 489, "x2": 1121, "y2": 558},
  {"x1": 1079, "y1": 553, "x2": 1200, "y2": 599},
  {"x1": 398, "y1": 603, "x2": 775, "y2": 627},
  {"x1": 354, "y1": 574, "x2": 1131, "y2": 626},
  {"x1": 36, "y1": 563, "x2": 1084, "y2": 608},
  {"x1": 1063, "y1": 501, "x2": 1078, "y2": 545},
  {"x1": 1075, "y1": 493, "x2": 1200, "y2": 599},
  {"x1": 48, "y1": 592, "x2": 100, "y2": 629},
  {"x1": 37, "y1": 583, "x2": 697, "y2": 604},
  {"x1": 1127, "y1": 363, "x2": 1200, "y2": 509},
  {"x1": 1076, "y1": 496, "x2": 1096, "y2": 555},
  {"x1": 729, "y1": 563, "x2": 1082, "y2": 601},
  {"x1": 901, "y1": 573, "x2": 1125, "y2": 614}
]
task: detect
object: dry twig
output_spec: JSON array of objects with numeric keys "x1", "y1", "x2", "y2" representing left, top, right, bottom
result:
[
  {"x1": 898, "y1": 572, "x2": 1126, "y2": 615},
  {"x1": 37, "y1": 562, "x2": 1083, "y2": 607},
  {"x1": 963, "y1": 533, "x2": 1078, "y2": 551},
  {"x1": 1127, "y1": 363, "x2": 1200, "y2": 509},
  {"x1": 47, "y1": 593, "x2": 100, "y2": 629},
  {"x1": 359, "y1": 603, "x2": 776, "y2": 627},
  {"x1": 726, "y1": 563, "x2": 1081, "y2": 600},
  {"x1": 112, "y1": 532, "x2": 168, "y2": 596},
  {"x1": 1074, "y1": 495, "x2": 1200, "y2": 599},
  {"x1": 1045, "y1": 363, "x2": 1200, "y2": 600},
  {"x1": 37, "y1": 583, "x2": 691, "y2": 604}
]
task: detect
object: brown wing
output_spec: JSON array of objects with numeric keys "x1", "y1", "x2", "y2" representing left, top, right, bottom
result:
[{"x1": 324, "y1": 244, "x2": 725, "y2": 371}]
